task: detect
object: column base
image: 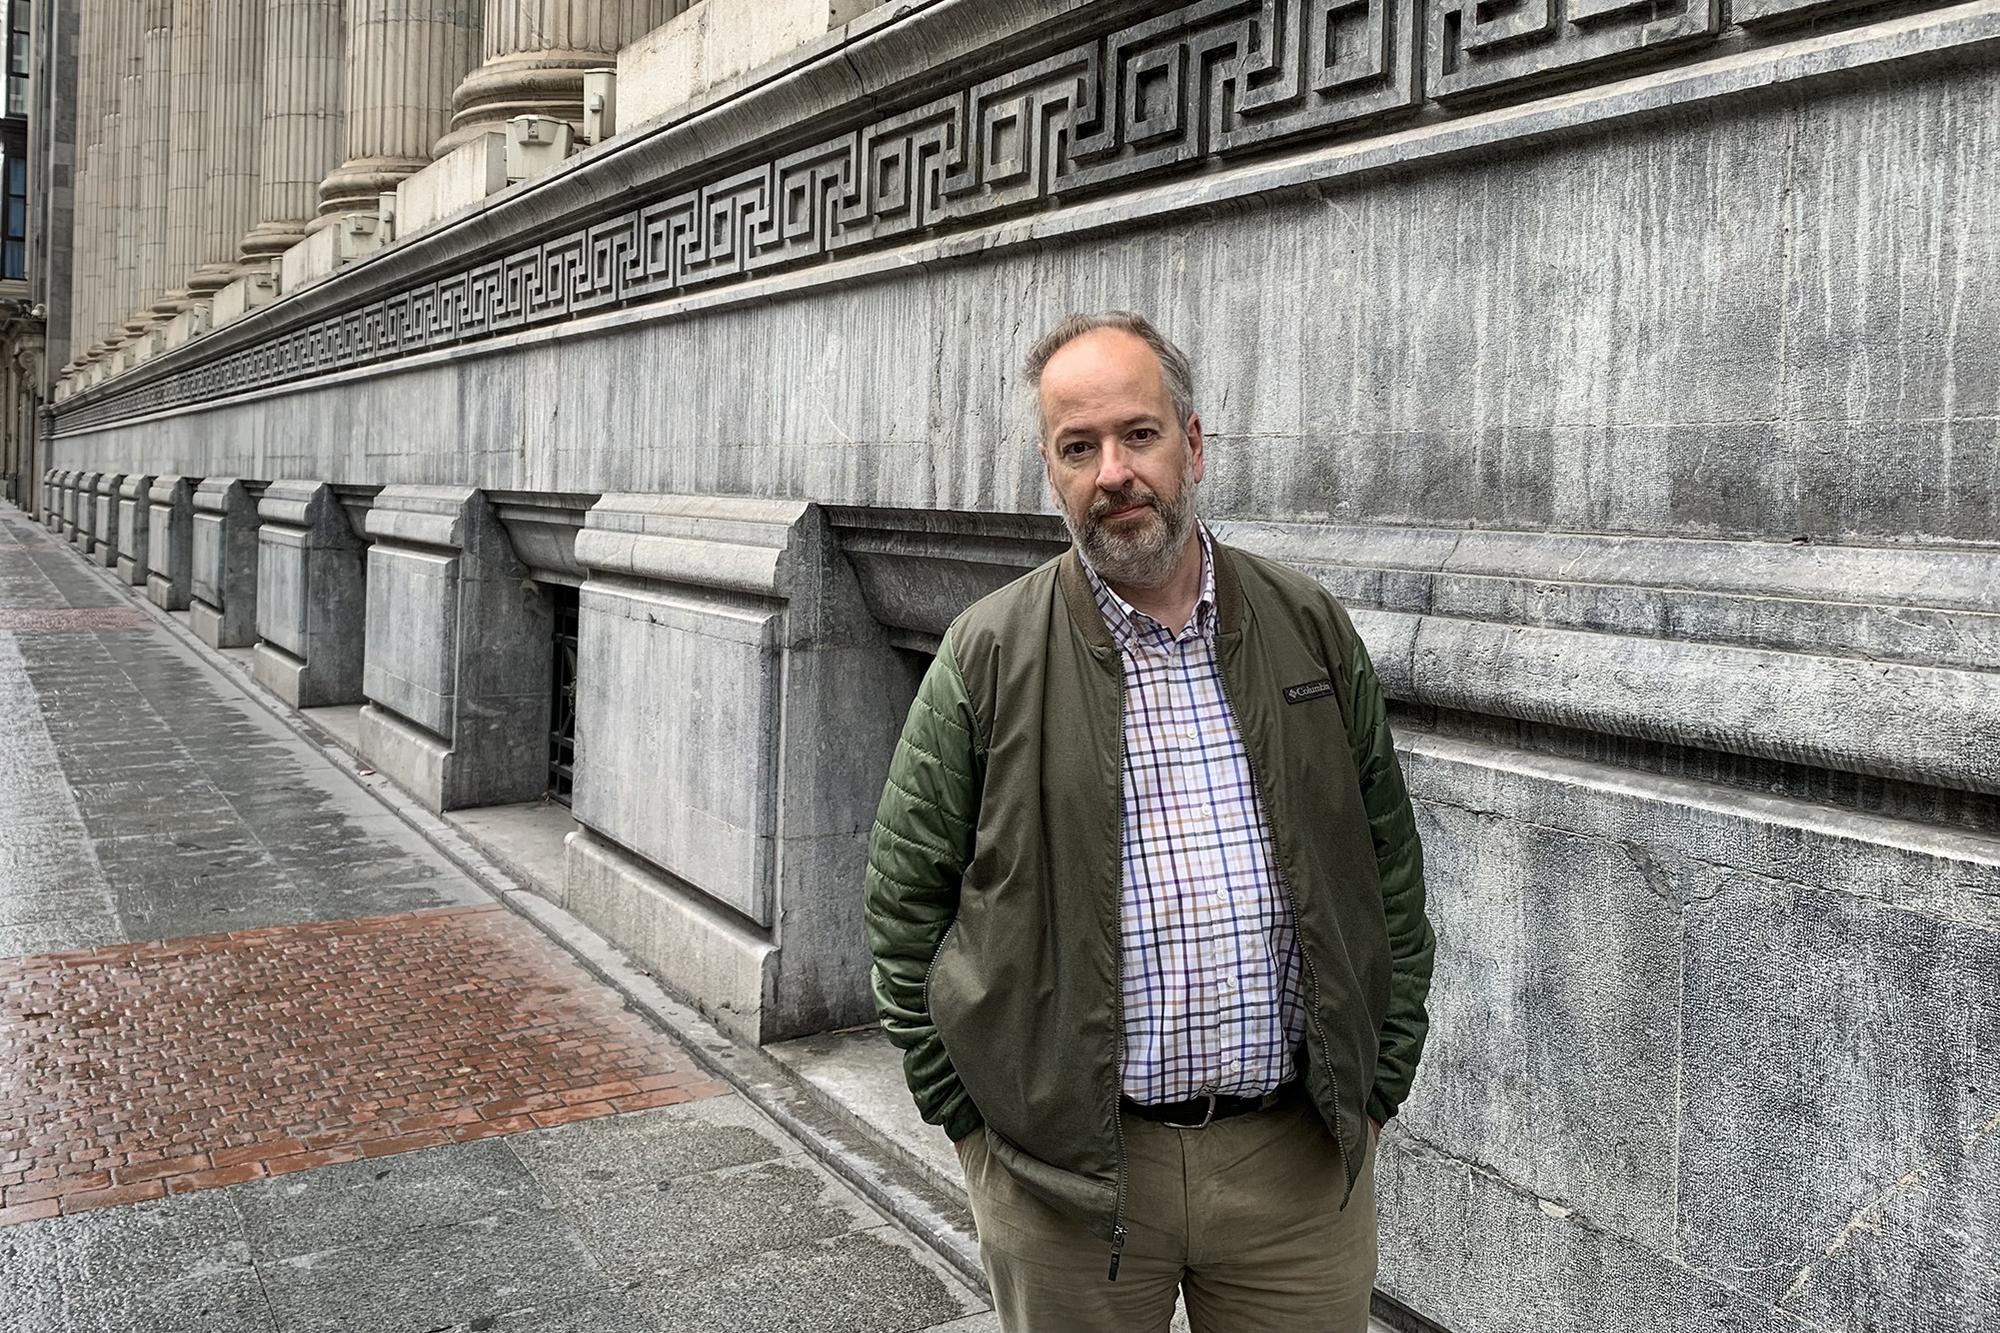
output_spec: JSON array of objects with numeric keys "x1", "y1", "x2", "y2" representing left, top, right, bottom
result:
[
  {"x1": 319, "y1": 156, "x2": 431, "y2": 216},
  {"x1": 240, "y1": 219, "x2": 313, "y2": 264},
  {"x1": 438, "y1": 52, "x2": 604, "y2": 154}
]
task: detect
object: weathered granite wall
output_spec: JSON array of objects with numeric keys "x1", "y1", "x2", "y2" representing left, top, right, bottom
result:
[{"x1": 44, "y1": 1, "x2": 2000, "y2": 1329}]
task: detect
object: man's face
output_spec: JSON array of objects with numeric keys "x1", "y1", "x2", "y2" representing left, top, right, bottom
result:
[{"x1": 1037, "y1": 329, "x2": 1205, "y2": 589}]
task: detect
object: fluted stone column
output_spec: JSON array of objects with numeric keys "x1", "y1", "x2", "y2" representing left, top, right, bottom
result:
[
  {"x1": 189, "y1": 0, "x2": 268, "y2": 296},
  {"x1": 118, "y1": 4, "x2": 150, "y2": 339},
  {"x1": 440, "y1": 0, "x2": 681, "y2": 151},
  {"x1": 106, "y1": 5, "x2": 140, "y2": 349},
  {"x1": 241, "y1": 0, "x2": 346, "y2": 262},
  {"x1": 129, "y1": 1, "x2": 175, "y2": 332},
  {"x1": 160, "y1": 0, "x2": 213, "y2": 313},
  {"x1": 70, "y1": 0, "x2": 99, "y2": 363},
  {"x1": 319, "y1": 0, "x2": 481, "y2": 215}
]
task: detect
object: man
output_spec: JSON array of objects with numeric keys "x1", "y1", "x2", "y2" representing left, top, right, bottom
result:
[{"x1": 865, "y1": 312, "x2": 1435, "y2": 1332}]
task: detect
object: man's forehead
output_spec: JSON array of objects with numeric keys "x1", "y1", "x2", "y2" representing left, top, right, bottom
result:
[
  {"x1": 1037, "y1": 332, "x2": 1170, "y2": 420},
  {"x1": 1041, "y1": 328, "x2": 1163, "y2": 388}
]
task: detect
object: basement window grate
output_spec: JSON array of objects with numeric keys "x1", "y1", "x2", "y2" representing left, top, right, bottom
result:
[{"x1": 548, "y1": 585, "x2": 580, "y2": 805}]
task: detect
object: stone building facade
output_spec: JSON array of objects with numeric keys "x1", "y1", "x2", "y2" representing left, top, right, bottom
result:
[{"x1": 27, "y1": 1, "x2": 2000, "y2": 1329}]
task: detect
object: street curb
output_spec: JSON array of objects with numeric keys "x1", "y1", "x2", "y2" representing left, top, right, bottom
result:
[{"x1": 44, "y1": 529, "x2": 990, "y2": 1299}]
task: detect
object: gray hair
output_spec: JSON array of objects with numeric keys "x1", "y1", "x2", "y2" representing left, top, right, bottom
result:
[{"x1": 1022, "y1": 311, "x2": 1196, "y2": 439}]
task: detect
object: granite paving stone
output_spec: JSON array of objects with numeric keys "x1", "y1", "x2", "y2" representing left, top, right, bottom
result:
[
  {"x1": 0, "y1": 510, "x2": 993, "y2": 1332},
  {"x1": 639, "y1": 1226, "x2": 985, "y2": 1333},
  {"x1": 232, "y1": 1141, "x2": 553, "y2": 1260},
  {"x1": 255, "y1": 1206, "x2": 611, "y2": 1333},
  {"x1": 559, "y1": 1155, "x2": 885, "y2": 1280},
  {"x1": 506, "y1": 1096, "x2": 793, "y2": 1202}
]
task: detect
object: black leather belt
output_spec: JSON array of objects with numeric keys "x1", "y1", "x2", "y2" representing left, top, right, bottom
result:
[{"x1": 1122, "y1": 1081, "x2": 1296, "y2": 1129}]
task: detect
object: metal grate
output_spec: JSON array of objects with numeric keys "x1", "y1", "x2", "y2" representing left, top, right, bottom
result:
[{"x1": 547, "y1": 585, "x2": 580, "y2": 805}]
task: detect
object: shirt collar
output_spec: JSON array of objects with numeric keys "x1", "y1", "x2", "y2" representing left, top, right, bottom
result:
[{"x1": 1079, "y1": 526, "x2": 1215, "y2": 653}]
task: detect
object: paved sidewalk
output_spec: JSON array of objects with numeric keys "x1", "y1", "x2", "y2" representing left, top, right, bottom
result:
[{"x1": 0, "y1": 508, "x2": 992, "y2": 1333}]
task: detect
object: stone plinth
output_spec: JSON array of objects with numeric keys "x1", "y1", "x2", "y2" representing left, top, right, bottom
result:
[
  {"x1": 46, "y1": 470, "x2": 67, "y2": 534},
  {"x1": 212, "y1": 273, "x2": 280, "y2": 328},
  {"x1": 117, "y1": 475, "x2": 158, "y2": 586},
  {"x1": 254, "y1": 481, "x2": 372, "y2": 707},
  {"x1": 618, "y1": 0, "x2": 863, "y2": 130},
  {"x1": 164, "y1": 305, "x2": 212, "y2": 349},
  {"x1": 357, "y1": 486, "x2": 552, "y2": 812},
  {"x1": 191, "y1": 478, "x2": 269, "y2": 648},
  {"x1": 146, "y1": 475, "x2": 200, "y2": 611},
  {"x1": 560, "y1": 494, "x2": 905, "y2": 1043},
  {"x1": 279, "y1": 212, "x2": 386, "y2": 292},
  {"x1": 393, "y1": 134, "x2": 506, "y2": 238},
  {"x1": 94, "y1": 474, "x2": 128, "y2": 568}
]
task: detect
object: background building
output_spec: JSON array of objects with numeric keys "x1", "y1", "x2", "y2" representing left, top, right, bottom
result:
[
  {"x1": 0, "y1": 0, "x2": 46, "y2": 503},
  {"x1": 23, "y1": 1, "x2": 2000, "y2": 1330}
]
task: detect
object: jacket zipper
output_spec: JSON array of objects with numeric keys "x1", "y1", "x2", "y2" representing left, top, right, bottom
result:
[
  {"x1": 1214, "y1": 662, "x2": 1356, "y2": 1205},
  {"x1": 920, "y1": 919, "x2": 958, "y2": 1011},
  {"x1": 1107, "y1": 669, "x2": 1130, "y2": 1281}
]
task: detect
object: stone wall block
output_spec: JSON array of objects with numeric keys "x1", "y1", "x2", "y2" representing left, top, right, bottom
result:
[
  {"x1": 146, "y1": 475, "x2": 201, "y2": 611},
  {"x1": 358, "y1": 485, "x2": 552, "y2": 812},
  {"x1": 1405, "y1": 800, "x2": 1683, "y2": 1251},
  {"x1": 190, "y1": 478, "x2": 270, "y2": 648},
  {"x1": 94, "y1": 474, "x2": 129, "y2": 568},
  {"x1": 72, "y1": 472, "x2": 102, "y2": 554},
  {"x1": 1385, "y1": 732, "x2": 2000, "y2": 1329},
  {"x1": 117, "y1": 475, "x2": 158, "y2": 586},
  {"x1": 1677, "y1": 885, "x2": 2000, "y2": 1329},
  {"x1": 254, "y1": 481, "x2": 371, "y2": 707}
]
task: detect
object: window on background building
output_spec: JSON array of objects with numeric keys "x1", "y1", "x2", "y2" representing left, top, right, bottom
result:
[
  {"x1": 4, "y1": 0, "x2": 25, "y2": 120},
  {"x1": 2, "y1": 151, "x2": 22, "y2": 279}
]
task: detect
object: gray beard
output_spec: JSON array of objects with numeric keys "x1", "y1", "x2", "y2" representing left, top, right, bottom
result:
[{"x1": 1060, "y1": 452, "x2": 1199, "y2": 591}]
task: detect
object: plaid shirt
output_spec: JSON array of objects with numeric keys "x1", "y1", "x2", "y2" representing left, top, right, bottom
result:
[{"x1": 1081, "y1": 530, "x2": 1308, "y2": 1105}]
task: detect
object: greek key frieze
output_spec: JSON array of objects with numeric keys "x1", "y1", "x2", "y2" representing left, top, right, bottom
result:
[{"x1": 1426, "y1": 0, "x2": 1722, "y2": 100}]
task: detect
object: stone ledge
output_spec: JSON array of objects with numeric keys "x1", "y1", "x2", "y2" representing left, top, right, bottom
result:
[{"x1": 1365, "y1": 610, "x2": 2000, "y2": 797}]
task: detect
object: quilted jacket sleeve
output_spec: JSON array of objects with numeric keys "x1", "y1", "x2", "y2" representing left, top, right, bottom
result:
[
  {"x1": 1347, "y1": 632, "x2": 1436, "y2": 1125},
  {"x1": 865, "y1": 632, "x2": 985, "y2": 1143}
]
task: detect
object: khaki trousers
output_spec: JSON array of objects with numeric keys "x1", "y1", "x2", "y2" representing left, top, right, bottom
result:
[{"x1": 955, "y1": 1096, "x2": 1377, "y2": 1333}]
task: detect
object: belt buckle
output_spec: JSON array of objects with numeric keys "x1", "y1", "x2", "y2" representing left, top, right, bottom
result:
[{"x1": 1163, "y1": 1093, "x2": 1217, "y2": 1130}]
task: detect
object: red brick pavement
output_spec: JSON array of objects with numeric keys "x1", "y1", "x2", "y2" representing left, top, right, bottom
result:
[{"x1": 0, "y1": 905, "x2": 729, "y2": 1225}]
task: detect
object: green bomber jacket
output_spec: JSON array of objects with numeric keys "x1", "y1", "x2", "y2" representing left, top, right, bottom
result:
[{"x1": 864, "y1": 538, "x2": 1435, "y2": 1248}]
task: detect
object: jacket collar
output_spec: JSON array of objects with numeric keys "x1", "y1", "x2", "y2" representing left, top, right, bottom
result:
[{"x1": 1056, "y1": 525, "x2": 1244, "y2": 658}]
